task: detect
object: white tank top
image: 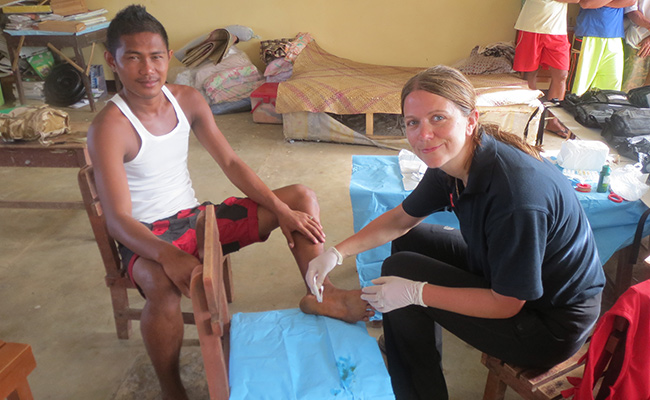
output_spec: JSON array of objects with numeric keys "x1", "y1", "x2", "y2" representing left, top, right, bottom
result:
[
  {"x1": 110, "y1": 85, "x2": 199, "y2": 223},
  {"x1": 514, "y1": 0, "x2": 567, "y2": 35}
]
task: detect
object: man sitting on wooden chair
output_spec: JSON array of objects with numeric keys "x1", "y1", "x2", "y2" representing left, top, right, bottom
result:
[{"x1": 87, "y1": 5, "x2": 373, "y2": 400}]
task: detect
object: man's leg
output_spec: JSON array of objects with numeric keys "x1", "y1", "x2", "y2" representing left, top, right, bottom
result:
[
  {"x1": 256, "y1": 184, "x2": 373, "y2": 323},
  {"x1": 622, "y1": 41, "x2": 650, "y2": 91},
  {"x1": 548, "y1": 67, "x2": 568, "y2": 101},
  {"x1": 132, "y1": 258, "x2": 188, "y2": 400},
  {"x1": 591, "y1": 38, "x2": 624, "y2": 92},
  {"x1": 545, "y1": 67, "x2": 571, "y2": 137},
  {"x1": 523, "y1": 70, "x2": 538, "y2": 91},
  {"x1": 571, "y1": 37, "x2": 602, "y2": 96}
]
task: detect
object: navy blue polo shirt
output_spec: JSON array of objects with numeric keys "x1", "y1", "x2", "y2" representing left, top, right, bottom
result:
[{"x1": 402, "y1": 134, "x2": 605, "y2": 309}]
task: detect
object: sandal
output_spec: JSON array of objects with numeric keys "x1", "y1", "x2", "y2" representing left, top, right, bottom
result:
[
  {"x1": 546, "y1": 127, "x2": 570, "y2": 139},
  {"x1": 545, "y1": 117, "x2": 572, "y2": 139}
]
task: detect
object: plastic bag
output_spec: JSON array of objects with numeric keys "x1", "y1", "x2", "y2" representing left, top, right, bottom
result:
[
  {"x1": 398, "y1": 149, "x2": 427, "y2": 191},
  {"x1": 610, "y1": 163, "x2": 650, "y2": 201},
  {"x1": 556, "y1": 139, "x2": 609, "y2": 171}
]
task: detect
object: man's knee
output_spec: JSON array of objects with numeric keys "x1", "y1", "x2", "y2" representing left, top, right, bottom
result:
[
  {"x1": 550, "y1": 68, "x2": 568, "y2": 82},
  {"x1": 282, "y1": 184, "x2": 319, "y2": 210},
  {"x1": 133, "y1": 259, "x2": 182, "y2": 305}
]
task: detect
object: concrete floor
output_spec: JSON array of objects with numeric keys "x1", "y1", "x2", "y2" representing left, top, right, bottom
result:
[{"x1": 0, "y1": 99, "x2": 588, "y2": 400}]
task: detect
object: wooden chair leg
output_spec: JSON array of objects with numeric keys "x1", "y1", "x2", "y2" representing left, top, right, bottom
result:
[
  {"x1": 107, "y1": 284, "x2": 133, "y2": 340},
  {"x1": 7, "y1": 381, "x2": 34, "y2": 400},
  {"x1": 483, "y1": 369, "x2": 507, "y2": 400}
]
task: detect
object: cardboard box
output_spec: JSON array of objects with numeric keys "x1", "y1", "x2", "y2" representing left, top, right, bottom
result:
[
  {"x1": 50, "y1": 0, "x2": 88, "y2": 16},
  {"x1": 26, "y1": 50, "x2": 54, "y2": 79},
  {"x1": 250, "y1": 82, "x2": 282, "y2": 124}
]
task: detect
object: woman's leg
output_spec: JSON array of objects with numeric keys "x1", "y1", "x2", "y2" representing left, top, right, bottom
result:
[{"x1": 382, "y1": 224, "x2": 595, "y2": 399}]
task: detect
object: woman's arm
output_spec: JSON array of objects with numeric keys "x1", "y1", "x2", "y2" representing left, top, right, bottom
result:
[
  {"x1": 336, "y1": 204, "x2": 425, "y2": 260},
  {"x1": 421, "y1": 285, "x2": 525, "y2": 319}
]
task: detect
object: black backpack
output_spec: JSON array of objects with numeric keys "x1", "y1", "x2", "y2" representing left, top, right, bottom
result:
[
  {"x1": 575, "y1": 103, "x2": 636, "y2": 129},
  {"x1": 561, "y1": 88, "x2": 635, "y2": 128},
  {"x1": 601, "y1": 108, "x2": 650, "y2": 141},
  {"x1": 628, "y1": 85, "x2": 650, "y2": 108}
]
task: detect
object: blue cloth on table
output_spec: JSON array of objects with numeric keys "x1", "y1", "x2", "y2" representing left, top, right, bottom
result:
[
  {"x1": 4, "y1": 22, "x2": 110, "y2": 36},
  {"x1": 350, "y1": 155, "x2": 650, "y2": 292},
  {"x1": 229, "y1": 308, "x2": 395, "y2": 400}
]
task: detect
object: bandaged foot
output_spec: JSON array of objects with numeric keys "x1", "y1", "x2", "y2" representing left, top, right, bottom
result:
[{"x1": 299, "y1": 284, "x2": 374, "y2": 323}]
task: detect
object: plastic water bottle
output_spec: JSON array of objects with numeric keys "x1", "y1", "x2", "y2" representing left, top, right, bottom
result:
[{"x1": 597, "y1": 165, "x2": 611, "y2": 193}]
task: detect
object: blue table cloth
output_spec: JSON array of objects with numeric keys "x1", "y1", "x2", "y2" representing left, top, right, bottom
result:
[{"x1": 350, "y1": 155, "x2": 650, "y2": 292}]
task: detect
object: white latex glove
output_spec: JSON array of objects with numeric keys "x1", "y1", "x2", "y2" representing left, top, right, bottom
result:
[
  {"x1": 305, "y1": 247, "x2": 343, "y2": 299},
  {"x1": 361, "y1": 276, "x2": 426, "y2": 313}
]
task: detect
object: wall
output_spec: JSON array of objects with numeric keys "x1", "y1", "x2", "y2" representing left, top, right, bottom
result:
[{"x1": 87, "y1": 0, "x2": 520, "y2": 78}]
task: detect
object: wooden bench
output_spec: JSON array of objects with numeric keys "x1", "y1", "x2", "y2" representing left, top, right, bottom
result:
[
  {"x1": 0, "y1": 340, "x2": 37, "y2": 400},
  {"x1": 481, "y1": 316, "x2": 628, "y2": 400}
]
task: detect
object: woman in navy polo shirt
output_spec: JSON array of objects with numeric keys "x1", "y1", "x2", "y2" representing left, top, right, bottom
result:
[{"x1": 305, "y1": 65, "x2": 605, "y2": 400}]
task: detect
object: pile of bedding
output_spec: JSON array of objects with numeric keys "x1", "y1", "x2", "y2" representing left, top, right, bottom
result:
[{"x1": 173, "y1": 26, "x2": 264, "y2": 115}]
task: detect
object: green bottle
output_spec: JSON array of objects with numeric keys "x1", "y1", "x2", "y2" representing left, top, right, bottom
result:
[{"x1": 597, "y1": 165, "x2": 611, "y2": 193}]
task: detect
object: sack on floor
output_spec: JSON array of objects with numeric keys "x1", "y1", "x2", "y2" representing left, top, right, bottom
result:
[
  {"x1": 601, "y1": 108, "x2": 650, "y2": 141},
  {"x1": 628, "y1": 85, "x2": 650, "y2": 108},
  {"x1": 0, "y1": 105, "x2": 70, "y2": 145}
]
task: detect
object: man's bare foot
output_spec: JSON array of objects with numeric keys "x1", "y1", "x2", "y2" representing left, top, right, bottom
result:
[{"x1": 299, "y1": 285, "x2": 374, "y2": 323}]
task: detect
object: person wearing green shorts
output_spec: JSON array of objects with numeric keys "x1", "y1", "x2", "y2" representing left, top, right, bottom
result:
[{"x1": 571, "y1": 1, "x2": 635, "y2": 96}]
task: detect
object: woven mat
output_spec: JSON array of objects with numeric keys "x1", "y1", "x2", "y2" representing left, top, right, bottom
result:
[
  {"x1": 276, "y1": 41, "x2": 530, "y2": 115},
  {"x1": 111, "y1": 347, "x2": 208, "y2": 400}
]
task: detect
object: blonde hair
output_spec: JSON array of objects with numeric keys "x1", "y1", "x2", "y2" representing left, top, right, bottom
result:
[{"x1": 401, "y1": 65, "x2": 541, "y2": 161}]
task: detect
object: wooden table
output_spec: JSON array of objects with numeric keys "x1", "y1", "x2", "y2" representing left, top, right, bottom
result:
[
  {"x1": 0, "y1": 134, "x2": 89, "y2": 209},
  {"x1": 2, "y1": 25, "x2": 108, "y2": 112}
]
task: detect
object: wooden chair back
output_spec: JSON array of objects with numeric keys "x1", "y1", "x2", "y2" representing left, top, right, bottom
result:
[
  {"x1": 481, "y1": 316, "x2": 628, "y2": 400},
  {"x1": 190, "y1": 204, "x2": 230, "y2": 400}
]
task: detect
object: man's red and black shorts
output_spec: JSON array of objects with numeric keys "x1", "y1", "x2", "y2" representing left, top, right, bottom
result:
[{"x1": 118, "y1": 198, "x2": 266, "y2": 289}]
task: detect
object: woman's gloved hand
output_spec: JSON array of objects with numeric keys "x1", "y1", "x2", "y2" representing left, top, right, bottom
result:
[
  {"x1": 305, "y1": 247, "x2": 343, "y2": 299},
  {"x1": 361, "y1": 276, "x2": 427, "y2": 313}
]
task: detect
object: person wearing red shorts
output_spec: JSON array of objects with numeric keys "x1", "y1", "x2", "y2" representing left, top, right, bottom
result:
[
  {"x1": 88, "y1": 6, "x2": 372, "y2": 399},
  {"x1": 513, "y1": 0, "x2": 579, "y2": 138}
]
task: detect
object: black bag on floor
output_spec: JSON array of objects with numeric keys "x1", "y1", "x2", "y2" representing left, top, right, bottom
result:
[
  {"x1": 628, "y1": 85, "x2": 650, "y2": 108},
  {"x1": 608, "y1": 135, "x2": 650, "y2": 173},
  {"x1": 561, "y1": 93, "x2": 582, "y2": 115},
  {"x1": 561, "y1": 88, "x2": 632, "y2": 119},
  {"x1": 579, "y1": 89, "x2": 631, "y2": 105},
  {"x1": 575, "y1": 103, "x2": 636, "y2": 129},
  {"x1": 602, "y1": 108, "x2": 650, "y2": 140}
]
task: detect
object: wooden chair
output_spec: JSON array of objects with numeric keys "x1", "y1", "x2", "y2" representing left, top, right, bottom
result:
[
  {"x1": 77, "y1": 165, "x2": 234, "y2": 339},
  {"x1": 190, "y1": 204, "x2": 230, "y2": 400},
  {"x1": 481, "y1": 315, "x2": 628, "y2": 400},
  {"x1": 191, "y1": 204, "x2": 395, "y2": 400},
  {"x1": 0, "y1": 340, "x2": 37, "y2": 400}
]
